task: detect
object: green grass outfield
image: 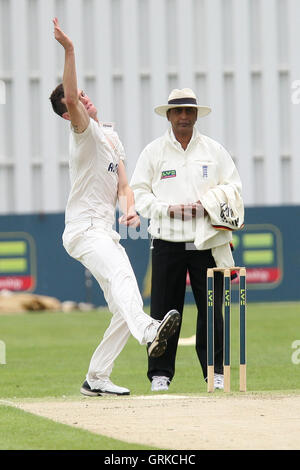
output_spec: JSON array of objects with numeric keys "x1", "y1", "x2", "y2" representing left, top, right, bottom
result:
[{"x1": 0, "y1": 302, "x2": 300, "y2": 450}]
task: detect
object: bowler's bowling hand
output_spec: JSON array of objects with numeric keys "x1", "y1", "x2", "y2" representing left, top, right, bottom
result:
[
  {"x1": 53, "y1": 17, "x2": 74, "y2": 51},
  {"x1": 119, "y1": 212, "x2": 140, "y2": 228}
]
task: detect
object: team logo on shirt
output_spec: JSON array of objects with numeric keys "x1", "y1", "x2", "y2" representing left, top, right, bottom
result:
[
  {"x1": 202, "y1": 165, "x2": 208, "y2": 178},
  {"x1": 161, "y1": 170, "x2": 176, "y2": 180},
  {"x1": 108, "y1": 162, "x2": 119, "y2": 173}
]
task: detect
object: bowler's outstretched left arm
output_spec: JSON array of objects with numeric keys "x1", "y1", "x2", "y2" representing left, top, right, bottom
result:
[{"x1": 118, "y1": 161, "x2": 140, "y2": 227}]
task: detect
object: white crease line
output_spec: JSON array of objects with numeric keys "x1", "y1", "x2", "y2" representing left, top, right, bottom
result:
[
  {"x1": 0, "y1": 399, "x2": 17, "y2": 407},
  {"x1": 0, "y1": 395, "x2": 208, "y2": 406},
  {"x1": 131, "y1": 395, "x2": 209, "y2": 400}
]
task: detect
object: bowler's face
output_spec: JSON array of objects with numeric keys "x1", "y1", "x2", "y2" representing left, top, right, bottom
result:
[
  {"x1": 167, "y1": 107, "x2": 197, "y2": 133},
  {"x1": 78, "y1": 90, "x2": 98, "y2": 119}
]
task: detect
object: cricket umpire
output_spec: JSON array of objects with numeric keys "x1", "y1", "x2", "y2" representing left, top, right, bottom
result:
[{"x1": 130, "y1": 88, "x2": 244, "y2": 391}]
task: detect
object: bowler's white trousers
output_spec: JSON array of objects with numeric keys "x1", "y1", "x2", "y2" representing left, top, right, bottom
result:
[{"x1": 62, "y1": 218, "x2": 156, "y2": 385}]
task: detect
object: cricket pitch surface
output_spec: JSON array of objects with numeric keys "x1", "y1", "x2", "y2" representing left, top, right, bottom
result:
[{"x1": 6, "y1": 393, "x2": 300, "y2": 450}]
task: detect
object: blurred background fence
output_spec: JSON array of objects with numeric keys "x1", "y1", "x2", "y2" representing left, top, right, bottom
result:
[
  {"x1": 1, "y1": 0, "x2": 300, "y2": 305},
  {"x1": 0, "y1": 206, "x2": 299, "y2": 304}
]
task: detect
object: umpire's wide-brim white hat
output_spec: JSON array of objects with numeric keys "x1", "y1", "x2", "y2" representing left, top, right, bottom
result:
[{"x1": 154, "y1": 88, "x2": 211, "y2": 118}]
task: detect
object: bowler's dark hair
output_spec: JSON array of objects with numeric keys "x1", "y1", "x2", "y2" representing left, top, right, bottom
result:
[{"x1": 49, "y1": 83, "x2": 67, "y2": 117}]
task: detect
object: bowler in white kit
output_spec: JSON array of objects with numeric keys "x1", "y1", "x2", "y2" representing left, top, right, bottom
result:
[{"x1": 49, "y1": 18, "x2": 180, "y2": 396}]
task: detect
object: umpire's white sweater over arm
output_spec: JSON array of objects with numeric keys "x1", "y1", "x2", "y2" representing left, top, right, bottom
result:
[{"x1": 130, "y1": 128, "x2": 244, "y2": 267}]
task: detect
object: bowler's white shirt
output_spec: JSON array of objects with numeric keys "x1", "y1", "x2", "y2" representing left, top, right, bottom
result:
[{"x1": 65, "y1": 118, "x2": 125, "y2": 226}]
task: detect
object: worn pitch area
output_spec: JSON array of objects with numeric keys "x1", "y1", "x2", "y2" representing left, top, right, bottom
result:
[{"x1": 4, "y1": 393, "x2": 300, "y2": 450}]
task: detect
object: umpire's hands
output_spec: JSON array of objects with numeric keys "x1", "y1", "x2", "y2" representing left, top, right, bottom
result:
[{"x1": 167, "y1": 201, "x2": 206, "y2": 220}]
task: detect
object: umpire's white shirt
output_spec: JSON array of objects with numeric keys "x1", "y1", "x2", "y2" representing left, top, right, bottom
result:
[{"x1": 130, "y1": 127, "x2": 244, "y2": 266}]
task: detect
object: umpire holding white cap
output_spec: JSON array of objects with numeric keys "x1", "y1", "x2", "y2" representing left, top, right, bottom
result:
[{"x1": 130, "y1": 88, "x2": 244, "y2": 392}]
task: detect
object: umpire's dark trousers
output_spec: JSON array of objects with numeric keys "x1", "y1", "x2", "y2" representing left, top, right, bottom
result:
[{"x1": 148, "y1": 239, "x2": 224, "y2": 382}]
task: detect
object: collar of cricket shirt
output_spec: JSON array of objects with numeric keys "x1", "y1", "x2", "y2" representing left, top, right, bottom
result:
[{"x1": 168, "y1": 127, "x2": 201, "y2": 149}]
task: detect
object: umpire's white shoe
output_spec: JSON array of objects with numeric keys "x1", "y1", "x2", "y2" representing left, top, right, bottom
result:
[
  {"x1": 80, "y1": 379, "x2": 130, "y2": 396},
  {"x1": 147, "y1": 309, "x2": 181, "y2": 358},
  {"x1": 214, "y1": 373, "x2": 224, "y2": 390},
  {"x1": 151, "y1": 376, "x2": 170, "y2": 392}
]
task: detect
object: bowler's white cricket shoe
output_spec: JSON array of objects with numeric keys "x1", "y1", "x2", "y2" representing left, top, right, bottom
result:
[
  {"x1": 147, "y1": 309, "x2": 181, "y2": 358},
  {"x1": 80, "y1": 378, "x2": 130, "y2": 396}
]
